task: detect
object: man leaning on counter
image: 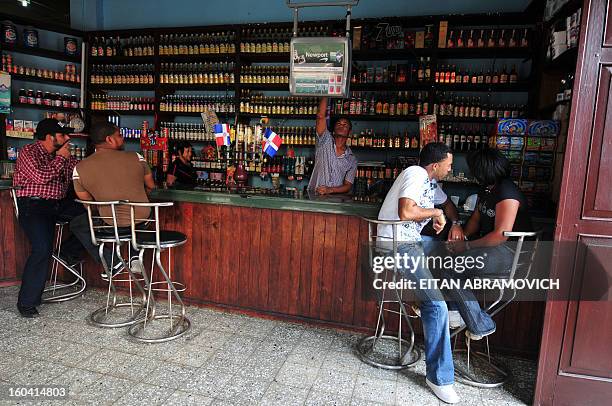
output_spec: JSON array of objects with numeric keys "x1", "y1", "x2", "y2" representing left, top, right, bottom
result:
[{"x1": 307, "y1": 97, "x2": 358, "y2": 195}]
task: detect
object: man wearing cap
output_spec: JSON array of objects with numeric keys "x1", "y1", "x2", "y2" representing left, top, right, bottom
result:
[
  {"x1": 307, "y1": 97, "x2": 357, "y2": 195},
  {"x1": 12, "y1": 118, "x2": 85, "y2": 318}
]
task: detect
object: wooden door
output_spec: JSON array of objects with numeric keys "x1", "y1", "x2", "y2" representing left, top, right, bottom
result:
[{"x1": 535, "y1": 0, "x2": 612, "y2": 404}]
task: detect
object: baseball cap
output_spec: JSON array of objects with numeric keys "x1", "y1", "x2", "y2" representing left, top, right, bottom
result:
[{"x1": 35, "y1": 119, "x2": 74, "y2": 139}]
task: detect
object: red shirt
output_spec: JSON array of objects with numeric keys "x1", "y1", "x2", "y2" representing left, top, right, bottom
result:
[{"x1": 13, "y1": 141, "x2": 78, "y2": 200}]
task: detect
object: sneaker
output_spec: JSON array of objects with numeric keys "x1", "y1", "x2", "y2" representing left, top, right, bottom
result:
[
  {"x1": 426, "y1": 379, "x2": 460, "y2": 404},
  {"x1": 129, "y1": 258, "x2": 145, "y2": 275},
  {"x1": 101, "y1": 261, "x2": 125, "y2": 280},
  {"x1": 449, "y1": 310, "x2": 465, "y2": 329},
  {"x1": 465, "y1": 326, "x2": 496, "y2": 341}
]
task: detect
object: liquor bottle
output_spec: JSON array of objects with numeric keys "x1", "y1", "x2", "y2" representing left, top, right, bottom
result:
[
  {"x1": 509, "y1": 65, "x2": 518, "y2": 83},
  {"x1": 500, "y1": 66, "x2": 508, "y2": 84},
  {"x1": 498, "y1": 29, "x2": 506, "y2": 48},
  {"x1": 509, "y1": 29, "x2": 518, "y2": 48},
  {"x1": 520, "y1": 29, "x2": 529, "y2": 47},
  {"x1": 477, "y1": 29, "x2": 485, "y2": 48},
  {"x1": 467, "y1": 29, "x2": 475, "y2": 48},
  {"x1": 447, "y1": 30, "x2": 455, "y2": 48},
  {"x1": 487, "y1": 30, "x2": 496, "y2": 48},
  {"x1": 457, "y1": 30, "x2": 465, "y2": 48}
]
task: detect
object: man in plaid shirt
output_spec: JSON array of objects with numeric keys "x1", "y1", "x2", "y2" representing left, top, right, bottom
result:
[{"x1": 13, "y1": 119, "x2": 85, "y2": 318}]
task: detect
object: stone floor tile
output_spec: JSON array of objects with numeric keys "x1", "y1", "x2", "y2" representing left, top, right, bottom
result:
[
  {"x1": 353, "y1": 375, "x2": 397, "y2": 405},
  {"x1": 215, "y1": 375, "x2": 271, "y2": 404},
  {"x1": 259, "y1": 382, "x2": 310, "y2": 406},
  {"x1": 305, "y1": 390, "x2": 352, "y2": 406},
  {"x1": 161, "y1": 390, "x2": 214, "y2": 406},
  {"x1": 274, "y1": 362, "x2": 319, "y2": 389},
  {"x1": 313, "y1": 367, "x2": 358, "y2": 397},
  {"x1": 113, "y1": 382, "x2": 175, "y2": 406}
]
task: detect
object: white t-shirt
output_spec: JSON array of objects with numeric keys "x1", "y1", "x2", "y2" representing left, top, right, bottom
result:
[{"x1": 377, "y1": 166, "x2": 448, "y2": 241}]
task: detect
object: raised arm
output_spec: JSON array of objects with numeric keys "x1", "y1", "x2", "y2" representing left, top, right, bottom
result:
[{"x1": 316, "y1": 97, "x2": 328, "y2": 136}]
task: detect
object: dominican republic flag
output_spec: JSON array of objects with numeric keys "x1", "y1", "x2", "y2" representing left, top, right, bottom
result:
[
  {"x1": 214, "y1": 123, "x2": 231, "y2": 147},
  {"x1": 262, "y1": 128, "x2": 282, "y2": 157}
]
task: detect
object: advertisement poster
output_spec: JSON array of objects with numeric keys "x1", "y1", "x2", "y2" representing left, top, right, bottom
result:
[
  {"x1": 290, "y1": 37, "x2": 351, "y2": 98},
  {"x1": 0, "y1": 72, "x2": 10, "y2": 114}
]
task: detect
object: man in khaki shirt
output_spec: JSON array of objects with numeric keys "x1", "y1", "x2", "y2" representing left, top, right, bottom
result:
[{"x1": 70, "y1": 122, "x2": 155, "y2": 273}]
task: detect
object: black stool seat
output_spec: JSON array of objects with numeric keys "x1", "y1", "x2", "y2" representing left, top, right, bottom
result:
[
  {"x1": 136, "y1": 230, "x2": 187, "y2": 248},
  {"x1": 94, "y1": 228, "x2": 132, "y2": 241}
]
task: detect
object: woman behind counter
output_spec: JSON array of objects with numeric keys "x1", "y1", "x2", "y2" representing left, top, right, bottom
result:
[{"x1": 166, "y1": 141, "x2": 197, "y2": 188}]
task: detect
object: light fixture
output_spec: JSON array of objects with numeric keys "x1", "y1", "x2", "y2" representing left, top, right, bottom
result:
[{"x1": 19, "y1": 0, "x2": 30, "y2": 7}]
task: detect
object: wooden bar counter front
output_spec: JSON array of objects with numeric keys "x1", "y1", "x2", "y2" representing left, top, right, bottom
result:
[{"x1": 0, "y1": 187, "x2": 544, "y2": 358}]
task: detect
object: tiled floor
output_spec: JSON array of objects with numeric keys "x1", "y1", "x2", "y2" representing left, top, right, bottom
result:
[{"x1": 0, "y1": 286, "x2": 536, "y2": 405}]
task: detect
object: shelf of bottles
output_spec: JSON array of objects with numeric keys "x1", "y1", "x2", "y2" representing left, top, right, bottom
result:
[
  {"x1": 90, "y1": 94, "x2": 155, "y2": 112},
  {"x1": 331, "y1": 91, "x2": 429, "y2": 119},
  {"x1": 433, "y1": 92, "x2": 527, "y2": 121},
  {"x1": 159, "y1": 94, "x2": 236, "y2": 114},
  {"x1": 159, "y1": 62, "x2": 235, "y2": 85},
  {"x1": 159, "y1": 31, "x2": 237, "y2": 57},
  {"x1": 160, "y1": 122, "x2": 213, "y2": 142},
  {"x1": 240, "y1": 65, "x2": 289, "y2": 85},
  {"x1": 239, "y1": 91, "x2": 318, "y2": 116},
  {"x1": 90, "y1": 63, "x2": 155, "y2": 86},
  {"x1": 89, "y1": 35, "x2": 155, "y2": 60},
  {"x1": 2, "y1": 54, "x2": 81, "y2": 88}
]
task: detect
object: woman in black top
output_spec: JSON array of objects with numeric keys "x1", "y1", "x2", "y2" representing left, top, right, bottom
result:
[
  {"x1": 445, "y1": 149, "x2": 533, "y2": 340},
  {"x1": 166, "y1": 141, "x2": 197, "y2": 187}
]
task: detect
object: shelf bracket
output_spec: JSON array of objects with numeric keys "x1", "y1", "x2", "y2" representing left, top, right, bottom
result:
[{"x1": 286, "y1": 0, "x2": 359, "y2": 37}]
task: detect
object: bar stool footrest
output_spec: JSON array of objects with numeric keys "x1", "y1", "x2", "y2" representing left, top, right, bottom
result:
[
  {"x1": 127, "y1": 314, "x2": 191, "y2": 343},
  {"x1": 148, "y1": 281, "x2": 187, "y2": 293},
  {"x1": 356, "y1": 335, "x2": 421, "y2": 370},
  {"x1": 453, "y1": 349, "x2": 510, "y2": 388},
  {"x1": 89, "y1": 302, "x2": 147, "y2": 328}
]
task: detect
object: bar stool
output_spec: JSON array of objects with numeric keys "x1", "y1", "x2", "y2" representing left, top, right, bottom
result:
[
  {"x1": 9, "y1": 187, "x2": 86, "y2": 302},
  {"x1": 450, "y1": 231, "x2": 541, "y2": 388},
  {"x1": 124, "y1": 201, "x2": 191, "y2": 343},
  {"x1": 75, "y1": 199, "x2": 148, "y2": 328},
  {"x1": 355, "y1": 217, "x2": 421, "y2": 370}
]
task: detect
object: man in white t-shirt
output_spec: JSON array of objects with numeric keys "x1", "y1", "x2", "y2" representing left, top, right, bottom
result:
[{"x1": 376, "y1": 142, "x2": 463, "y2": 404}]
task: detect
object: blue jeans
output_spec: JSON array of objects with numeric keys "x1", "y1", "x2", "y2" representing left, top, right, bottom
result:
[
  {"x1": 397, "y1": 241, "x2": 454, "y2": 386},
  {"x1": 444, "y1": 245, "x2": 515, "y2": 335},
  {"x1": 17, "y1": 197, "x2": 84, "y2": 307}
]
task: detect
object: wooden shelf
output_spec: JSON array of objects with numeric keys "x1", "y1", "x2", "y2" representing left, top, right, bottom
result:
[
  {"x1": 545, "y1": 0, "x2": 582, "y2": 26},
  {"x1": 239, "y1": 83, "x2": 289, "y2": 90},
  {"x1": 351, "y1": 82, "x2": 432, "y2": 91},
  {"x1": 158, "y1": 83, "x2": 235, "y2": 91},
  {"x1": 9, "y1": 73, "x2": 81, "y2": 88},
  {"x1": 437, "y1": 47, "x2": 532, "y2": 59},
  {"x1": 158, "y1": 111, "x2": 235, "y2": 117},
  {"x1": 437, "y1": 116, "x2": 498, "y2": 123},
  {"x1": 544, "y1": 47, "x2": 578, "y2": 71},
  {"x1": 90, "y1": 55, "x2": 155, "y2": 63},
  {"x1": 239, "y1": 53, "x2": 289, "y2": 63},
  {"x1": 90, "y1": 109, "x2": 154, "y2": 115},
  {"x1": 88, "y1": 83, "x2": 155, "y2": 91},
  {"x1": 12, "y1": 102, "x2": 80, "y2": 112},
  {"x1": 353, "y1": 49, "x2": 433, "y2": 60},
  {"x1": 434, "y1": 82, "x2": 531, "y2": 92},
  {"x1": 1, "y1": 44, "x2": 80, "y2": 63},
  {"x1": 159, "y1": 53, "x2": 236, "y2": 62}
]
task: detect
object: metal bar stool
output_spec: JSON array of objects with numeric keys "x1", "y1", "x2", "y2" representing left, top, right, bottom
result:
[
  {"x1": 124, "y1": 201, "x2": 191, "y2": 343},
  {"x1": 76, "y1": 199, "x2": 148, "y2": 328},
  {"x1": 9, "y1": 187, "x2": 86, "y2": 302},
  {"x1": 450, "y1": 231, "x2": 541, "y2": 388},
  {"x1": 355, "y1": 217, "x2": 421, "y2": 370}
]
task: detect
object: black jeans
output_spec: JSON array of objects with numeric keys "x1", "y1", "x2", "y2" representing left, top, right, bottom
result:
[
  {"x1": 17, "y1": 197, "x2": 85, "y2": 307},
  {"x1": 69, "y1": 213, "x2": 128, "y2": 268}
]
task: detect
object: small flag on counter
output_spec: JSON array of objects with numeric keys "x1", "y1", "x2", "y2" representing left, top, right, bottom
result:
[
  {"x1": 262, "y1": 128, "x2": 282, "y2": 157},
  {"x1": 214, "y1": 123, "x2": 232, "y2": 147}
]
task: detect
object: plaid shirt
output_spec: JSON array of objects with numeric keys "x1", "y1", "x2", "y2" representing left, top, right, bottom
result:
[{"x1": 13, "y1": 141, "x2": 78, "y2": 200}]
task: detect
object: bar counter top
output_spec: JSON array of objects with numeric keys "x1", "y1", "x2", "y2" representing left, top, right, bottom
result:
[{"x1": 151, "y1": 187, "x2": 381, "y2": 218}]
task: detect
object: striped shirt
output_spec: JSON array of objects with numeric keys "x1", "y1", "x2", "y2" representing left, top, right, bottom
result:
[{"x1": 307, "y1": 130, "x2": 357, "y2": 191}]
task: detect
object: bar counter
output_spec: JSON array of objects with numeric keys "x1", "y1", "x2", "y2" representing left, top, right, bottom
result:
[{"x1": 0, "y1": 185, "x2": 544, "y2": 358}]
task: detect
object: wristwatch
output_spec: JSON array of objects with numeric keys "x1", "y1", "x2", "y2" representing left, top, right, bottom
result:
[{"x1": 451, "y1": 220, "x2": 462, "y2": 226}]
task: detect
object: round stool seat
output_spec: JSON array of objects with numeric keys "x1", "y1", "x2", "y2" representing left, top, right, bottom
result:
[
  {"x1": 136, "y1": 230, "x2": 187, "y2": 248},
  {"x1": 94, "y1": 229, "x2": 132, "y2": 242}
]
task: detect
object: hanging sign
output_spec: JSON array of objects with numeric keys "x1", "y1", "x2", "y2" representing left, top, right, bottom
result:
[{"x1": 290, "y1": 36, "x2": 351, "y2": 98}]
